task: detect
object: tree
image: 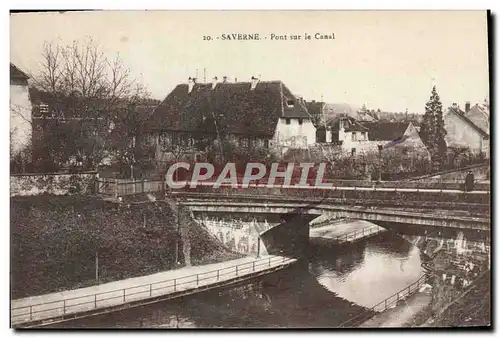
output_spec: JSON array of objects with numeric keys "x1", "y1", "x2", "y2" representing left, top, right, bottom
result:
[
  {"x1": 420, "y1": 86, "x2": 447, "y2": 168},
  {"x1": 30, "y1": 38, "x2": 148, "y2": 171},
  {"x1": 108, "y1": 100, "x2": 159, "y2": 179}
]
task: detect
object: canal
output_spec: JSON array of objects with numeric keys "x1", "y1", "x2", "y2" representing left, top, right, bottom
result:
[{"x1": 53, "y1": 230, "x2": 427, "y2": 328}]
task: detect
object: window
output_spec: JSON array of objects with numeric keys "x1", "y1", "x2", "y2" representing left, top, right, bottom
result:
[
  {"x1": 351, "y1": 148, "x2": 356, "y2": 157},
  {"x1": 361, "y1": 132, "x2": 366, "y2": 140},
  {"x1": 286, "y1": 100, "x2": 294, "y2": 107},
  {"x1": 264, "y1": 139, "x2": 270, "y2": 148},
  {"x1": 285, "y1": 118, "x2": 291, "y2": 125},
  {"x1": 352, "y1": 132, "x2": 357, "y2": 141},
  {"x1": 402, "y1": 147, "x2": 409, "y2": 155},
  {"x1": 298, "y1": 118, "x2": 303, "y2": 125}
]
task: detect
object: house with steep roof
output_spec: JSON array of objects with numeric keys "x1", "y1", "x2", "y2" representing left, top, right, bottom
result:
[
  {"x1": 464, "y1": 101, "x2": 489, "y2": 136},
  {"x1": 10, "y1": 63, "x2": 32, "y2": 158},
  {"x1": 444, "y1": 103, "x2": 489, "y2": 156},
  {"x1": 145, "y1": 77, "x2": 316, "y2": 161},
  {"x1": 324, "y1": 113, "x2": 429, "y2": 158},
  {"x1": 360, "y1": 121, "x2": 429, "y2": 157}
]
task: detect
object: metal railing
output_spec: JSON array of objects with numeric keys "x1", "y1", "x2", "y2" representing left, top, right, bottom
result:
[
  {"x1": 11, "y1": 255, "x2": 294, "y2": 325},
  {"x1": 337, "y1": 274, "x2": 429, "y2": 327},
  {"x1": 334, "y1": 226, "x2": 385, "y2": 243},
  {"x1": 96, "y1": 178, "x2": 490, "y2": 197}
]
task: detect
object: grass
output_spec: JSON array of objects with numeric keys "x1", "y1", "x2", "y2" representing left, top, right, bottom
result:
[{"x1": 11, "y1": 194, "x2": 242, "y2": 299}]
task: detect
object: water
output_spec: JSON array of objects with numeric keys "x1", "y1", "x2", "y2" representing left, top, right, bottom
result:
[{"x1": 54, "y1": 230, "x2": 427, "y2": 328}]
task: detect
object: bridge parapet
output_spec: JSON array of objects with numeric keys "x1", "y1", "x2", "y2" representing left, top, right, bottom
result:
[
  {"x1": 178, "y1": 185, "x2": 490, "y2": 205},
  {"x1": 180, "y1": 201, "x2": 490, "y2": 232}
]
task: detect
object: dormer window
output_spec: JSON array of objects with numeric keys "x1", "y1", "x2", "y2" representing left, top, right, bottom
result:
[{"x1": 286, "y1": 100, "x2": 294, "y2": 107}]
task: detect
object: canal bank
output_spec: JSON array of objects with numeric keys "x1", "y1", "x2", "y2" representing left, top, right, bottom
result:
[
  {"x1": 50, "y1": 229, "x2": 427, "y2": 328},
  {"x1": 358, "y1": 231, "x2": 491, "y2": 328},
  {"x1": 12, "y1": 254, "x2": 295, "y2": 328}
]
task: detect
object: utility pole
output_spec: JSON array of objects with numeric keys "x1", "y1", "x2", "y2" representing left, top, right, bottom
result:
[
  {"x1": 378, "y1": 145, "x2": 383, "y2": 182},
  {"x1": 130, "y1": 135, "x2": 136, "y2": 180},
  {"x1": 175, "y1": 200, "x2": 180, "y2": 265},
  {"x1": 96, "y1": 209, "x2": 102, "y2": 284}
]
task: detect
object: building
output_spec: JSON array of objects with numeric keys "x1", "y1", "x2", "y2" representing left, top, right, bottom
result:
[
  {"x1": 360, "y1": 121, "x2": 429, "y2": 157},
  {"x1": 145, "y1": 77, "x2": 316, "y2": 162},
  {"x1": 331, "y1": 116, "x2": 370, "y2": 156},
  {"x1": 464, "y1": 101, "x2": 489, "y2": 137},
  {"x1": 10, "y1": 63, "x2": 32, "y2": 157},
  {"x1": 444, "y1": 103, "x2": 489, "y2": 156},
  {"x1": 323, "y1": 115, "x2": 429, "y2": 158}
]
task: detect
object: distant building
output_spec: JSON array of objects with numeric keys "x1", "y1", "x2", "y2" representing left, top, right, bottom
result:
[
  {"x1": 324, "y1": 115, "x2": 429, "y2": 158},
  {"x1": 444, "y1": 103, "x2": 489, "y2": 156},
  {"x1": 146, "y1": 77, "x2": 316, "y2": 162},
  {"x1": 360, "y1": 121, "x2": 430, "y2": 158},
  {"x1": 10, "y1": 63, "x2": 32, "y2": 156}
]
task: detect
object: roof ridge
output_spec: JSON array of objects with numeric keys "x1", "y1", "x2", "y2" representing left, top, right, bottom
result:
[{"x1": 449, "y1": 107, "x2": 489, "y2": 138}]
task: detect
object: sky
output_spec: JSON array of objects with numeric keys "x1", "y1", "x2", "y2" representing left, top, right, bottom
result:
[{"x1": 10, "y1": 10, "x2": 489, "y2": 113}]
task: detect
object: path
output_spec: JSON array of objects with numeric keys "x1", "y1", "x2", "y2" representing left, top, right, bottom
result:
[
  {"x1": 11, "y1": 254, "x2": 295, "y2": 327},
  {"x1": 310, "y1": 220, "x2": 386, "y2": 244},
  {"x1": 359, "y1": 291, "x2": 432, "y2": 328}
]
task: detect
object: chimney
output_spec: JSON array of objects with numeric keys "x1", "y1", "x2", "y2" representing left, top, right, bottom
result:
[
  {"x1": 235, "y1": 77, "x2": 237, "y2": 82},
  {"x1": 465, "y1": 101, "x2": 471, "y2": 113},
  {"x1": 452, "y1": 102, "x2": 458, "y2": 110},
  {"x1": 211, "y1": 76, "x2": 218, "y2": 90},
  {"x1": 312, "y1": 100, "x2": 315, "y2": 103},
  {"x1": 222, "y1": 76, "x2": 228, "y2": 83},
  {"x1": 251, "y1": 76, "x2": 259, "y2": 90},
  {"x1": 188, "y1": 77, "x2": 194, "y2": 93}
]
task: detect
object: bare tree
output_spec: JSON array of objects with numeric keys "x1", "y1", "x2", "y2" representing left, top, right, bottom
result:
[{"x1": 30, "y1": 38, "x2": 148, "y2": 171}]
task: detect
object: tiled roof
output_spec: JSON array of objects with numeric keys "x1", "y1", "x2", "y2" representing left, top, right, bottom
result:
[
  {"x1": 305, "y1": 101, "x2": 324, "y2": 117},
  {"x1": 10, "y1": 63, "x2": 29, "y2": 81},
  {"x1": 145, "y1": 81, "x2": 311, "y2": 137},
  {"x1": 359, "y1": 121, "x2": 410, "y2": 141},
  {"x1": 448, "y1": 107, "x2": 489, "y2": 139}
]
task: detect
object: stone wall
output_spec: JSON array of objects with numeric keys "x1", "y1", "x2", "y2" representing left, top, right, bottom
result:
[{"x1": 10, "y1": 172, "x2": 97, "y2": 197}]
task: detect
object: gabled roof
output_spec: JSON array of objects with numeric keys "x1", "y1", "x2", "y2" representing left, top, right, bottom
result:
[
  {"x1": 465, "y1": 104, "x2": 489, "y2": 135},
  {"x1": 145, "y1": 80, "x2": 311, "y2": 137},
  {"x1": 447, "y1": 107, "x2": 489, "y2": 139},
  {"x1": 330, "y1": 116, "x2": 369, "y2": 132},
  {"x1": 359, "y1": 121, "x2": 410, "y2": 141},
  {"x1": 305, "y1": 101, "x2": 324, "y2": 117},
  {"x1": 10, "y1": 63, "x2": 29, "y2": 81}
]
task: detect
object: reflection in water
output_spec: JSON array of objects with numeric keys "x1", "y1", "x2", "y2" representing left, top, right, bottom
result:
[
  {"x1": 310, "y1": 232, "x2": 425, "y2": 308},
  {"x1": 50, "y1": 231, "x2": 425, "y2": 328}
]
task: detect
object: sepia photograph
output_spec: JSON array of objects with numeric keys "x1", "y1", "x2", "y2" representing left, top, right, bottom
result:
[{"x1": 9, "y1": 10, "x2": 491, "y2": 329}]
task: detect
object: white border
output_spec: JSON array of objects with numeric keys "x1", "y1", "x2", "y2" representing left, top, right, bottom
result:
[{"x1": 3, "y1": 2, "x2": 498, "y2": 337}]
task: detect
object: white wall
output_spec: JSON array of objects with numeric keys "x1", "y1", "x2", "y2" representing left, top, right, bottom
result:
[
  {"x1": 444, "y1": 112, "x2": 485, "y2": 153},
  {"x1": 10, "y1": 83, "x2": 32, "y2": 155},
  {"x1": 273, "y1": 117, "x2": 316, "y2": 148}
]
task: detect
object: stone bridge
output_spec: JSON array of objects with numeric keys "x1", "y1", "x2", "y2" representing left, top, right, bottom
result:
[{"x1": 178, "y1": 195, "x2": 490, "y2": 257}]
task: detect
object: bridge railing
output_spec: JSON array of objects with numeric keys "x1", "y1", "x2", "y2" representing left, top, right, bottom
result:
[
  {"x1": 11, "y1": 255, "x2": 294, "y2": 326},
  {"x1": 96, "y1": 178, "x2": 490, "y2": 197},
  {"x1": 184, "y1": 185, "x2": 490, "y2": 205},
  {"x1": 335, "y1": 225, "x2": 385, "y2": 243}
]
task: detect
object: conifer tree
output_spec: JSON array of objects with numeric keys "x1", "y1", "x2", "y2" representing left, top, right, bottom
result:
[{"x1": 420, "y1": 86, "x2": 447, "y2": 167}]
